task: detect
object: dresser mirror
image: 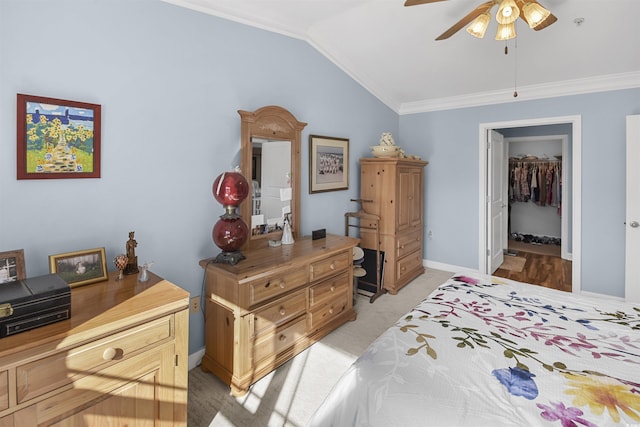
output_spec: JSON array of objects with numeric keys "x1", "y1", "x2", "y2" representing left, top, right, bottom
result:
[{"x1": 239, "y1": 106, "x2": 307, "y2": 248}]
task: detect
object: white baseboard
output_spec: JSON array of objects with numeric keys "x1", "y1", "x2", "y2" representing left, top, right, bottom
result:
[
  {"x1": 189, "y1": 347, "x2": 205, "y2": 370},
  {"x1": 579, "y1": 290, "x2": 624, "y2": 302},
  {"x1": 424, "y1": 259, "x2": 478, "y2": 275}
]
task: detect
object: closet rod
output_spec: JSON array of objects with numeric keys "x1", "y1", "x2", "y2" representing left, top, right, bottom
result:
[{"x1": 509, "y1": 158, "x2": 561, "y2": 163}]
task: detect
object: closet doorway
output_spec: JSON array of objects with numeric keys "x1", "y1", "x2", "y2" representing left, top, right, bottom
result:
[
  {"x1": 505, "y1": 135, "x2": 570, "y2": 260},
  {"x1": 478, "y1": 116, "x2": 582, "y2": 293},
  {"x1": 497, "y1": 135, "x2": 571, "y2": 291}
]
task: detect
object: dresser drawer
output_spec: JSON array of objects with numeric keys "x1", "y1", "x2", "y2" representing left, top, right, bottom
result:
[
  {"x1": 308, "y1": 295, "x2": 348, "y2": 332},
  {"x1": 309, "y1": 251, "x2": 350, "y2": 283},
  {"x1": 254, "y1": 317, "x2": 307, "y2": 367},
  {"x1": 309, "y1": 272, "x2": 349, "y2": 308},
  {"x1": 16, "y1": 314, "x2": 173, "y2": 404},
  {"x1": 254, "y1": 290, "x2": 306, "y2": 335},
  {"x1": 397, "y1": 232, "x2": 422, "y2": 258},
  {"x1": 0, "y1": 370, "x2": 7, "y2": 411},
  {"x1": 247, "y1": 268, "x2": 308, "y2": 307},
  {"x1": 396, "y1": 250, "x2": 424, "y2": 283}
]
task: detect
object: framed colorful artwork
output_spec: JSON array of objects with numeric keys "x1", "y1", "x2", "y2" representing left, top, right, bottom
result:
[
  {"x1": 17, "y1": 93, "x2": 101, "y2": 179},
  {"x1": 0, "y1": 249, "x2": 26, "y2": 284},
  {"x1": 49, "y1": 247, "x2": 108, "y2": 288},
  {"x1": 309, "y1": 135, "x2": 349, "y2": 193}
]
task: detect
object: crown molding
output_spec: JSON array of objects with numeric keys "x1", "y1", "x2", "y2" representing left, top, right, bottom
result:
[
  {"x1": 398, "y1": 71, "x2": 640, "y2": 115},
  {"x1": 161, "y1": 0, "x2": 306, "y2": 40}
]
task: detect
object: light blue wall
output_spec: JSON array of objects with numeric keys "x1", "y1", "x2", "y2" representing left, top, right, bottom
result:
[
  {"x1": 0, "y1": 0, "x2": 397, "y2": 355},
  {"x1": 400, "y1": 89, "x2": 640, "y2": 297},
  {"x1": 2, "y1": 1, "x2": 639, "y2": 358}
]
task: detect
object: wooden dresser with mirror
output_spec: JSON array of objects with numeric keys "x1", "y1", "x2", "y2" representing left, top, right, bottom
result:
[{"x1": 200, "y1": 105, "x2": 359, "y2": 396}]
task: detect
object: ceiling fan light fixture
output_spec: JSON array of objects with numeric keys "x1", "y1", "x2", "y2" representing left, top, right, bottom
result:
[
  {"x1": 496, "y1": 0, "x2": 520, "y2": 24},
  {"x1": 522, "y1": 2, "x2": 551, "y2": 29},
  {"x1": 466, "y1": 12, "x2": 491, "y2": 38},
  {"x1": 495, "y1": 22, "x2": 516, "y2": 40}
]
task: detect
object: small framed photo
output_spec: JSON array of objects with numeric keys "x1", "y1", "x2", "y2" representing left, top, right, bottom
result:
[
  {"x1": 309, "y1": 135, "x2": 349, "y2": 193},
  {"x1": 49, "y1": 247, "x2": 108, "y2": 288},
  {"x1": 0, "y1": 249, "x2": 26, "y2": 284},
  {"x1": 17, "y1": 93, "x2": 101, "y2": 180}
]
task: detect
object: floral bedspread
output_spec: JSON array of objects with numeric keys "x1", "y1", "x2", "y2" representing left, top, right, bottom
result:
[{"x1": 310, "y1": 274, "x2": 640, "y2": 427}]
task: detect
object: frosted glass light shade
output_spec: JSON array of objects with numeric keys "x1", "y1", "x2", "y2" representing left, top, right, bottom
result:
[
  {"x1": 496, "y1": 0, "x2": 520, "y2": 24},
  {"x1": 495, "y1": 23, "x2": 516, "y2": 40},
  {"x1": 466, "y1": 12, "x2": 491, "y2": 38},
  {"x1": 522, "y1": 2, "x2": 551, "y2": 29}
]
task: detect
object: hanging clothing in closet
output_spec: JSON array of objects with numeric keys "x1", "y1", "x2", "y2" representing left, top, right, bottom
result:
[{"x1": 509, "y1": 159, "x2": 562, "y2": 215}]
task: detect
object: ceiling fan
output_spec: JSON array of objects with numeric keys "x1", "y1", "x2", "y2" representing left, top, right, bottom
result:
[{"x1": 405, "y1": 0, "x2": 557, "y2": 41}]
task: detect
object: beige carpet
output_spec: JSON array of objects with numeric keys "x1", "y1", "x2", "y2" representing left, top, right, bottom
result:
[
  {"x1": 187, "y1": 268, "x2": 454, "y2": 427},
  {"x1": 499, "y1": 256, "x2": 526, "y2": 272}
]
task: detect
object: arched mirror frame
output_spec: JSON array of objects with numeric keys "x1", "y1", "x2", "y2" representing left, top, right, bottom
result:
[{"x1": 239, "y1": 106, "x2": 307, "y2": 249}]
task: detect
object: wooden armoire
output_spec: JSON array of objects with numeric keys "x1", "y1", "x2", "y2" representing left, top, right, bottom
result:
[{"x1": 358, "y1": 157, "x2": 428, "y2": 294}]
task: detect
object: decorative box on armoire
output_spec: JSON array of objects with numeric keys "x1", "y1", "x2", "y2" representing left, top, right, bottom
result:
[{"x1": 359, "y1": 157, "x2": 428, "y2": 294}]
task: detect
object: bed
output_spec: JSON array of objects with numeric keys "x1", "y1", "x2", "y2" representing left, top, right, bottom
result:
[{"x1": 310, "y1": 273, "x2": 640, "y2": 426}]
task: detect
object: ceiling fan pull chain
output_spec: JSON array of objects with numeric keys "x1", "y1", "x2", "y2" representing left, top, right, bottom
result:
[{"x1": 513, "y1": 35, "x2": 518, "y2": 97}]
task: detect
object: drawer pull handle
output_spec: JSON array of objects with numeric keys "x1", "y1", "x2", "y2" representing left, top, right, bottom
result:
[
  {"x1": 103, "y1": 347, "x2": 118, "y2": 361},
  {"x1": 329, "y1": 306, "x2": 334, "y2": 315},
  {"x1": 279, "y1": 334, "x2": 287, "y2": 342},
  {"x1": 330, "y1": 262, "x2": 335, "y2": 270},
  {"x1": 279, "y1": 307, "x2": 286, "y2": 316},
  {"x1": 279, "y1": 280, "x2": 285, "y2": 289},
  {"x1": 330, "y1": 285, "x2": 335, "y2": 292}
]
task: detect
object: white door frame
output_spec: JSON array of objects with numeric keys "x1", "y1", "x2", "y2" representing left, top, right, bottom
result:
[
  {"x1": 478, "y1": 115, "x2": 582, "y2": 293},
  {"x1": 503, "y1": 135, "x2": 570, "y2": 260}
]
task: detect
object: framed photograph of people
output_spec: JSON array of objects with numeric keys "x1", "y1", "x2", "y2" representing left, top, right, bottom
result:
[{"x1": 309, "y1": 135, "x2": 349, "y2": 193}]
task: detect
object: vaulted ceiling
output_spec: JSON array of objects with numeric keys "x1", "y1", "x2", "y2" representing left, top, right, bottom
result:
[{"x1": 164, "y1": 0, "x2": 640, "y2": 113}]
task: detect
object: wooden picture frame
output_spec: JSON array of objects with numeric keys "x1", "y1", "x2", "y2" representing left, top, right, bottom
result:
[
  {"x1": 309, "y1": 135, "x2": 349, "y2": 193},
  {"x1": 0, "y1": 249, "x2": 26, "y2": 284},
  {"x1": 17, "y1": 93, "x2": 101, "y2": 179},
  {"x1": 49, "y1": 247, "x2": 108, "y2": 288}
]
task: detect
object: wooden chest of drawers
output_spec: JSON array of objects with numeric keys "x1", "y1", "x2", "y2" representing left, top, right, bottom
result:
[
  {"x1": 359, "y1": 158, "x2": 428, "y2": 294},
  {"x1": 200, "y1": 234, "x2": 358, "y2": 396},
  {"x1": 0, "y1": 272, "x2": 189, "y2": 427}
]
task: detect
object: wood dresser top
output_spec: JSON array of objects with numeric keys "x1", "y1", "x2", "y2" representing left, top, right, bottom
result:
[
  {"x1": 0, "y1": 271, "x2": 189, "y2": 358},
  {"x1": 200, "y1": 234, "x2": 359, "y2": 278}
]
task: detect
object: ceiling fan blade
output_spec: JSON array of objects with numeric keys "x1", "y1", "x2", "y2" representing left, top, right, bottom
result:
[
  {"x1": 404, "y1": 0, "x2": 447, "y2": 6},
  {"x1": 435, "y1": 0, "x2": 496, "y2": 41}
]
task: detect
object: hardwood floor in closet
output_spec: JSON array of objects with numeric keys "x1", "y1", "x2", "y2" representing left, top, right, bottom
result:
[{"x1": 493, "y1": 251, "x2": 572, "y2": 293}]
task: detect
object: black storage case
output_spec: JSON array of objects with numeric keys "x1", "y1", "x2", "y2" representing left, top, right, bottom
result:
[{"x1": 0, "y1": 274, "x2": 71, "y2": 338}]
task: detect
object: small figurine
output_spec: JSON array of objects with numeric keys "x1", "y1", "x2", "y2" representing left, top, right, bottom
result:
[
  {"x1": 124, "y1": 231, "x2": 139, "y2": 275},
  {"x1": 281, "y1": 213, "x2": 294, "y2": 245},
  {"x1": 138, "y1": 261, "x2": 153, "y2": 282}
]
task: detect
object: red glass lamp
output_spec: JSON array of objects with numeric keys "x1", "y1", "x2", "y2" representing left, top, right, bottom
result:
[{"x1": 212, "y1": 169, "x2": 249, "y2": 264}]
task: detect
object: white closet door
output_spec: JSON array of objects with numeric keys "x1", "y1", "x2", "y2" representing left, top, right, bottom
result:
[
  {"x1": 626, "y1": 115, "x2": 640, "y2": 302},
  {"x1": 488, "y1": 130, "x2": 506, "y2": 273}
]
